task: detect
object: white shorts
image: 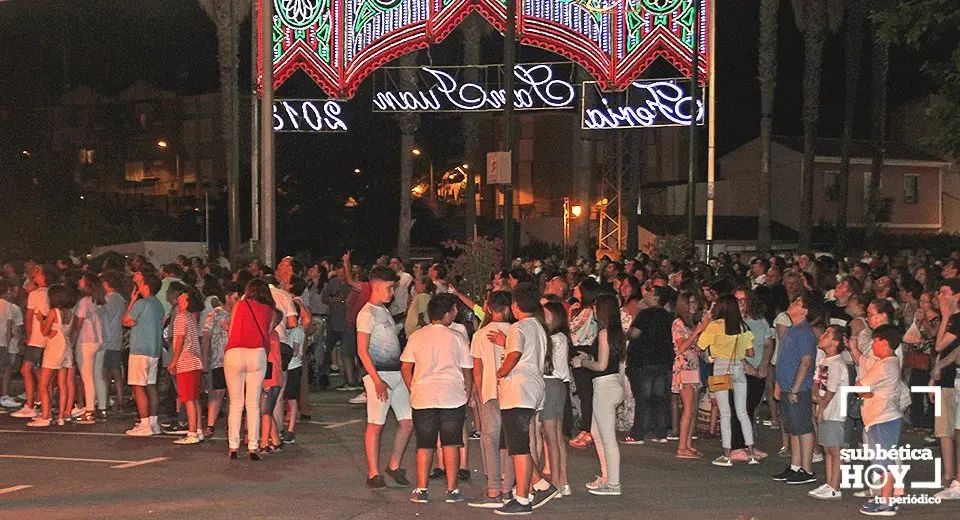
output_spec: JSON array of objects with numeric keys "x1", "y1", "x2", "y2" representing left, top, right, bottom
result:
[
  {"x1": 363, "y1": 371, "x2": 412, "y2": 425},
  {"x1": 128, "y1": 354, "x2": 159, "y2": 386}
]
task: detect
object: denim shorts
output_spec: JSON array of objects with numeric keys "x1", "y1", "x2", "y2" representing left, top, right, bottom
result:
[
  {"x1": 780, "y1": 391, "x2": 813, "y2": 436},
  {"x1": 865, "y1": 418, "x2": 902, "y2": 467}
]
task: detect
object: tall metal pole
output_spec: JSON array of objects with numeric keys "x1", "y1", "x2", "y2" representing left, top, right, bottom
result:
[
  {"x1": 250, "y1": 0, "x2": 260, "y2": 246},
  {"x1": 228, "y1": 0, "x2": 241, "y2": 257},
  {"x1": 260, "y1": 0, "x2": 276, "y2": 266},
  {"x1": 686, "y1": 0, "x2": 700, "y2": 251},
  {"x1": 705, "y1": 0, "x2": 716, "y2": 257},
  {"x1": 502, "y1": 0, "x2": 517, "y2": 262}
]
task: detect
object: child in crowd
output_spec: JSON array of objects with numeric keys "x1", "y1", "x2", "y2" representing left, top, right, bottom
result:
[
  {"x1": 467, "y1": 291, "x2": 516, "y2": 508},
  {"x1": 541, "y1": 300, "x2": 571, "y2": 496},
  {"x1": 30, "y1": 284, "x2": 75, "y2": 427},
  {"x1": 169, "y1": 283, "x2": 205, "y2": 444},
  {"x1": 401, "y1": 293, "x2": 473, "y2": 505},
  {"x1": 0, "y1": 280, "x2": 24, "y2": 408},
  {"x1": 808, "y1": 325, "x2": 849, "y2": 500},
  {"x1": 855, "y1": 324, "x2": 906, "y2": 516}
]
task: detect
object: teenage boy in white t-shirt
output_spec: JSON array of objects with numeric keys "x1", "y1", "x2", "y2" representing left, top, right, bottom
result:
[
  {"x1": 401, "y1": 293, "x2": 473, "y2": 505},
  {"x1": 357, "y1": 266, "x2": 414, "y2": 489},
  {"x1": 1, "y1": 280, "x2": 24, "y2": 408},
  {"x1": 467, "y1": 291, "x2": 516, "y2": 508},
  {"x1": 856, "y1": 324, "x2": 905, "y2": 516},
  {"x1": 495, "y1": 283, "x2": 552, "y2": 516},
  {"x1": 12, "y1": 267, "x2": 49, "y2": 418},
  {"x1": 809, "y1": 325, "x2": 849, "y2": 500}
]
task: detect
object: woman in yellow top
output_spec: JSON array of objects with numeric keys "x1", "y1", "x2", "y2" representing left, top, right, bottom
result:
[{"x1": 697, "y1": 294, "x2": 757, "y2": 466}]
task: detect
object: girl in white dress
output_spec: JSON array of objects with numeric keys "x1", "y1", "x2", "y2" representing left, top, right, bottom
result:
[{"x1": 30, "y1": 284, "x2": 75, "y2": 427}]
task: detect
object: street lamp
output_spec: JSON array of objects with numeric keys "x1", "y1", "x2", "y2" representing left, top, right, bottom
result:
[
  {"x1": 563, "y1": 197, "x2": 583, "y2": 258},
  {"x1": 412, "y1": 148, "x2": 436, "y2": 210}
]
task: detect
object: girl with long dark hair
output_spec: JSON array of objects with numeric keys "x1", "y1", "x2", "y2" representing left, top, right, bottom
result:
[
  {"x1": 569, "y1": 278, "x2": 600, "y2": 449},
  {"x1": 672, "y1": 290, "x2": 707, "y2": 458},
  {"x1": 71, "y1": 272, "x2": 106, "y2": 424},
  {"x1": 573, "y1": 294, "x2": 625, "y2": 496},
  {"x1": 697, "y1": 294, "x2": 757, "y2": 466}
]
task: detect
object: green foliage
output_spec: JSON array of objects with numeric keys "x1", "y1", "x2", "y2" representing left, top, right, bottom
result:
[
  {"x1": 875, "y1": 0, "x2": 960, "y2": 157},
  {"x1": 447, "y1": 237, "x2": 503, "y2": 301},
  {"x1": 646, "y1": 234, "x2": 698, "y2": 261},
  {"x1": 518, "y1": 237, "x2": 566, "y2": 262}
]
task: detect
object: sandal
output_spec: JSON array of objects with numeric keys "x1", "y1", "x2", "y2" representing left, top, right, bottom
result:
[
  {"x1": 620, "y1": 436, "x2": 645, "y2": 445},
  {"x1": 676, "y1": 450, "x2": 701, "y2": 459}
]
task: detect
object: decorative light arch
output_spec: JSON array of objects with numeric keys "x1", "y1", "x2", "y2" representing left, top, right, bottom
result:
[{"x1": 259, "y1": 0, "x2": 709, "y2": 98}]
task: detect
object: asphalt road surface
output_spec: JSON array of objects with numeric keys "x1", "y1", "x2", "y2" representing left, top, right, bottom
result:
[{"x1": 1, "y1": 389, "x2": 959, "y2": 520}]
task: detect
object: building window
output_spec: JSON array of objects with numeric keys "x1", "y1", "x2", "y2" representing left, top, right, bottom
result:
[
  {"x1": 863, "y1": 171, "x2": 882, "y2": 203},
  {"x1": 78, "y1": 149, "x2": 95, "y2": 164},
  {"x1": 824, "y1": 171, "x2": 839, "y2": 201},
  {"x1": 904, "y1": 174, "x2": 919, "y2": 204},
  {"x1": 125, "y1": 161, "x2": 145, "y2": 182}
]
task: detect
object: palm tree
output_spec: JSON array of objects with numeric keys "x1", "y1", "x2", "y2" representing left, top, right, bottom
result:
[
  {"x1": 200, "y1": 0, "x2": 249, "y2": 256},
  {"x1": 865, "y1": 33, "x2": 889, "y2": 246},
  {"x1": 793, "y1": 0, "x2": 827, "y2": 253},
  {"x1": 835, "y1": 0, "x2": 865, "y2": 254},
  {"x1": 396, "y1": 52, "x2": 420, "y2": 262},
  {"x1": 756, "y1": 0, "x2": 779, "y2": 253}
]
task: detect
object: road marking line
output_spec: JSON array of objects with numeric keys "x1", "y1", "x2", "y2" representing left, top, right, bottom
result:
[
  {"x1": 323, "y1": 419, "x2": 364, "y2": 429},
  {"x1": 0, "y1": 454, "x2": 167, "y2": 469},
  {"x1": 110, "y1": 457, "x2": 168, "y2": 469},
  {"x1": 0, "y1": 429, "x2": 176, "y2": 438},
  {"x1": 0, "y1": 485, "x2": 32, "y2": 495}
]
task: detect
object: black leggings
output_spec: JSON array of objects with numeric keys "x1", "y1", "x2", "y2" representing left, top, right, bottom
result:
[
  {"x1": 730, "y1": 374, "x2": 766, "y2": 449},
  {"x1": 572, "y1": 367, "x2": 595, "y2": 433}
]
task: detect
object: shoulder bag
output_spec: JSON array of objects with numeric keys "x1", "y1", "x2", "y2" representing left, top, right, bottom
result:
[
  {"x1": 707, "y1": 332, "x2": 738, "y2": 392},
  {"x1": 246, "y1": 301, "x2": 273, "y2": 377}
]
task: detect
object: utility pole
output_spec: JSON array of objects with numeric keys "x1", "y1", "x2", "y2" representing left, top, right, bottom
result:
[
  {"x1": 251, "y1": 0, "x2": 260, "y2": 249},
  {"x1": 227, "y1": 0, "x2": 241, "y2": 257},
  {"x1": 686, "y1": 0, "x2": 700, "y2": 252},
  {"x1": 259, "y1": 0, "x2": 276, "y2": 266},
  {"x1": 502, "y1": 0, "x2": 517, "y2": 262}
]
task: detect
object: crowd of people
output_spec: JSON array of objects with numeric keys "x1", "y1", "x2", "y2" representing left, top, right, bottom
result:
[{"x1": 3, "y1": 248, "x2": 960, "y2": 516}]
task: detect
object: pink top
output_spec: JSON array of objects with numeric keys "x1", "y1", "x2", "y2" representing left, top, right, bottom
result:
[{"x1": 225, "y1": 300, "x2": 273, "y2": 351}]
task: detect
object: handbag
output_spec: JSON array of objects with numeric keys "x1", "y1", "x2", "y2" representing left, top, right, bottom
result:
[
  {"x1": 246, "y1": 301, "x2": 273, "y2": 377},
  {"x1": 707, "y1": 333, "x2": 738, "y2": 392}
]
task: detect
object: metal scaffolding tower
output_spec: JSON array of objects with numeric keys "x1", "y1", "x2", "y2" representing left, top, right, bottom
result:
[{"x1": 597, "y1": 130, "x2": 635, "y2": 257}]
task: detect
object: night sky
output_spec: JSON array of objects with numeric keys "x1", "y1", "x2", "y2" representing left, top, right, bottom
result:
[{"x1": 0, "y1": 0, "x2": 936, "y2": 253}]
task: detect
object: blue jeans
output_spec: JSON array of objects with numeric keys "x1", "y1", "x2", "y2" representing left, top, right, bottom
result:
[{"x1": 627, "y1": 364, "x2": 671, "y2": 439}]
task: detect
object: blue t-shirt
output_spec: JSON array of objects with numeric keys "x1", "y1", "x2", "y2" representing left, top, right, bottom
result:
[
  {"x1": 129, "y1": 296, "x2": 164, "y2": 358},
  {"x1": 775, "y1": 320, "x2": 818, "y2": 392}
]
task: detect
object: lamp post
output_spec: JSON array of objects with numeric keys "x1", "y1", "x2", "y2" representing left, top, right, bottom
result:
[
  {"x1": 412, "y1": 148, "x2": 436, "y2": 211},
  {"x1": 563, "y1": 197, "x2": 582, "y2": 261},
  {"x1": 157, "y1": 140, "x2": 181, "y2": 197}
]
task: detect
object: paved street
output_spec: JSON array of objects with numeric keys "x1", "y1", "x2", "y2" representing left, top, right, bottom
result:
[{"x1": 1, "y1": 389, "x2": 959, "y2": 520}]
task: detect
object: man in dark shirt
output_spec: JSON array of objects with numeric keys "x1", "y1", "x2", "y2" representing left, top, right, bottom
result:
[
  {"x1": 757, "y1": 267, "x2": 789, "y2": 324},
  {"x1": 822, "y1": 276, "x2": 861, "y2": 328},
  {"x1": 625, "y1": 286, "x2": 675, "y2": 442}
]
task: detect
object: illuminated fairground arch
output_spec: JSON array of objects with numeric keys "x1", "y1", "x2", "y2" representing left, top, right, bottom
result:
[{"x1": 259, "y1": 0, "x2": 709, "y2": 97}]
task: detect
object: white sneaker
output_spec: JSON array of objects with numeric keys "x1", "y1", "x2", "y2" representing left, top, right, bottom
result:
[
  {"x1": 126, "y1": 422, "x2": 154, "y2": 437},
  {"x1": 560, "y1": 484, "x2": 572, "y2": 496},
  {"x1": 348, "y1": 392, "x2": 367, "y2": 404},
  {"x1": 812, "y1": 451, "x2": 824, "y2": 464},
  {"x1": 808, "y1": 484, "x2": 841, "y2": 500},
  {"x1": 196, "y1": 430, "x2": 205, "y2": 442},
  {"x1": 70, "y1": 407, "x2": 84, "y2": 418},
  {"x1": 151, "y1": 422, "x2": 162, "y2": 435},
  {"x1": 808, "y1": 484, "x2": 829, "y2": 495},
  {"x1": 27, "y1": 417, "x2": 51, "y2": 427},
  {"x1": 0, "y1": 395, "x2": 20, "y2": 408},
  {"x1": 935, "y1": 480, "x2": 960, "y2": 500},
  {"x1": 11, "y1": 405, "x2": 36, "y2": 418},
  {"x1": 853, "y1": 488, "x2": 876, "y2": 498},
  {"x1": 17, "y1": 392, "x2": 26, "y2": 400}
]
